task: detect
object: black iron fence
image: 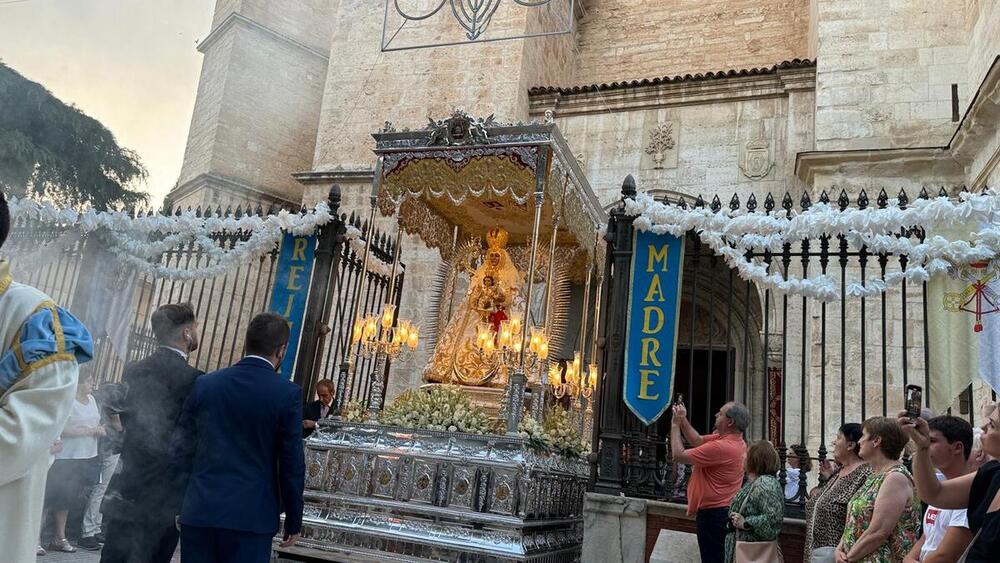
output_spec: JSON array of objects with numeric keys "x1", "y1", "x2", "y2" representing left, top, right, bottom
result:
[
  {"x1": 1, "y1": 186, "x2": 403, "y2": 406},
  {"x1": 593, "y1": 177, "x2": 998, "y2": 515},
  {"x1": 308, "y1": 213, "x2": 403, "y2": 407}
]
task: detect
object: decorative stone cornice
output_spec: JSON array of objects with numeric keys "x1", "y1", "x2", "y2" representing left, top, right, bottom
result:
[
  {"x1": 528, "y1": 62, "x2": 816, "y2": 118},
  {"x1": 197, "y1": 13, "x2": 329, "y2": 62},
  {"x1": 293, "y1": 168, "x2": 376, "y2": 186},
  {"x1": 169, "y1": 172, "x2": 298, "y2": 207},
  {"x1": 795, "y1": 147, "x2": 962, "y2": 186},
  {"x1": 796, "y1": 56, "x2": 1000, "y2": 188}
]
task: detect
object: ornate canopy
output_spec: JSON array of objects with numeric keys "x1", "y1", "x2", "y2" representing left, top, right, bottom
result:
[{"x1": 372, "y1": 112, "x2": 606, "y2": 263}]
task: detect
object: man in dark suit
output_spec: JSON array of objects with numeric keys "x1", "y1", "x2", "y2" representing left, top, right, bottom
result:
[
  {"x1": 100, "y1": 303, "x2": 203, "y2": 563},
  {"x1": 302, "y1": 378, "x2": 336, "y2": 438},
  {"x1": 174, "y1": 312, "x2": 305, "y2": 563}
]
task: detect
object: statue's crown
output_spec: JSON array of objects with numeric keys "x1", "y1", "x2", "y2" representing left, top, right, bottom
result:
[{"x1": 486, "y1": 226, "x2": 509, "y2": 249}]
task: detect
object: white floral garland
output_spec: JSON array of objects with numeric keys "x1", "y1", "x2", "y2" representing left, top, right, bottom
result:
[
  {"x1": 625, "y1": 190, "x2": 1000, "y2": 301},
  {"x1": 8, "y1": 197, "x2": 397, "y2": 280}
]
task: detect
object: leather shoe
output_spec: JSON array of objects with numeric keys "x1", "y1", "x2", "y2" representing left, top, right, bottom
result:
[{"x1": 78, "y1": 536, "x2": 102, "y2": 550}]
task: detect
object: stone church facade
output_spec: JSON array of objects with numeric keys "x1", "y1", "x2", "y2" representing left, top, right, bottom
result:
[{"x1": 169, "y1": 1, "x2": 1000, "y2": 445}]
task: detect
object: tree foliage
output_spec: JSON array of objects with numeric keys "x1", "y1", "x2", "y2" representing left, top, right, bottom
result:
[{"x1": 0, "y1": 62, "x2": 148, "y2": 210}]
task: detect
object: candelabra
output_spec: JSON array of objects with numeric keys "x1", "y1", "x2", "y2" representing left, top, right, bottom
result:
[
  {"x1": 550, "y1": 352, "x2": 597, "y2": 435},
  {"x1": 475, "y1": 316, "x2": 548, "y2": 434},
  {"x1": 351, "y1": 302, "x2": 419, "y2": 420}
]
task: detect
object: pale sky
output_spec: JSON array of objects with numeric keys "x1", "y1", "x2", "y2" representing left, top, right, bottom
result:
[{"x1": 0, "y1": 0, "x2": 213, "y2": 207}]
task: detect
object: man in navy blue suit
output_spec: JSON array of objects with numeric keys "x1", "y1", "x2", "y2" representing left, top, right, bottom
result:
[{"x1": 173, "y1": 312, "x2": 305, "y2": 563}]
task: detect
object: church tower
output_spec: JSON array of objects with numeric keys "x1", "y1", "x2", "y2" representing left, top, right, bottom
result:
[{"x1": 170, "y1": 0, "x2": 335, "y2": 210}]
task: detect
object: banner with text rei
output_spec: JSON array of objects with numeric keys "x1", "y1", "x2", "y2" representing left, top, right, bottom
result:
[
  {"x1": 623, "y1": 229, "x2": 685, "y2": 426},
  {"x1": 269, "y1": 233, "x2": 316, "y2": 378}
]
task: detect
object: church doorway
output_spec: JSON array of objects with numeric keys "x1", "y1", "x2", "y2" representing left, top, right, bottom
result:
[{"x1": 671, "y1": 347, "x2": 735, "y2": 435}]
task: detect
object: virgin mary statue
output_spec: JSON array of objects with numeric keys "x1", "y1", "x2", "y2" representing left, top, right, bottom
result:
[{"x1": 424, "y1": 226, "x2": 524, "y2": 387}]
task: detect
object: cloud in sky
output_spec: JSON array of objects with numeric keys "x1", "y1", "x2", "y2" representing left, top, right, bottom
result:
[{"x1": 0, "y1": 0, "x2": 213, "y2": 207}]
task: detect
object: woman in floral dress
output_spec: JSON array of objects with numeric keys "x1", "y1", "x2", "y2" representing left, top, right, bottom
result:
[
  {"x1": 836, "y1": 417, "x2": 921, "y2": 563},
  {"x1": 724, "y1": 440, "x2": 785, "y2": 563}
]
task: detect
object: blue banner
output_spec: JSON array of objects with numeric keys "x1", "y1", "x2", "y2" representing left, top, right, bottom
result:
[
  {"x1": 623, "y1": 230, "x2": 685, "y2": 425},
  {"x1": 269, "y1": 233, "x2": 316, "y2": 378}
]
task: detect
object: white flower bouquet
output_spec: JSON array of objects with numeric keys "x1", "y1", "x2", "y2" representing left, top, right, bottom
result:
[
  {"x1": 340, "y1": 400, "x2": 366, "y2": 423},
  {"x1": 379, "y1": 385, "x2": 496, "y2": 435},
  {"x1": 518, "y1": 406, "x2": 591, "y2": 459}
]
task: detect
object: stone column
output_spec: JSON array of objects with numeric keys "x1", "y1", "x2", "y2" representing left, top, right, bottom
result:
[{"x1": 582, "y1": 493, "x2": 647, "y2": 563}]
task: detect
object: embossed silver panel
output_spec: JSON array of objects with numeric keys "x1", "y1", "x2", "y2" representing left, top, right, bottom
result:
[
  {"x1": 304, "y1": 449, "x2": 328, "y2": 491},
  {"x1": 337, "y1": 453, "x2": 363, "y2": 496},
  {"x1": 371, "y1": 455, "x2": 399, "y2": 499},
  {"x1": 410, "y1": 460, "x2": 436, "y2": 505},
  {"x1": 490, "y1": 470, "x2": 517, "y2": 515},
  {"x1": 449, "y1": 465, "x2": 476, "y2": 509}
]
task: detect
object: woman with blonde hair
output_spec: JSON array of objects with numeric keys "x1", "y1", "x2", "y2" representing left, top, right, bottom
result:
[{"x1": 724, "y1": 440, "x2": 785, "y2": 563}]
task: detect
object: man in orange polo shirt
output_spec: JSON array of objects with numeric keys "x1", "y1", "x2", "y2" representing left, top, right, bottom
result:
[{"x1": 670, "y1": 401, "x2": 749, "y2": 563}]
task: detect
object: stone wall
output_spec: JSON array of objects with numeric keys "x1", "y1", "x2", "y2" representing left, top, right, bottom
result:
[
  {"x1": 176, "y1": 0, "x2": 333, "y2": 208},
  {"x1": 177, "y1": 27, "x2": 233, "y2": 192},
  {"x1": 311, "y1": 1, "x2": 535, "y2": 172},
  {"x1": 571, "y1": 0, "x2": 811, "y2": 85},
  {"x1": 966, "y1": 0, "x2": 1000, "y2": 95},
  {"x1": 813, "y1": 0, "x2": 970, "y2": 150},
  {"x1": 536, "y1": 66, "x2": 816, "y2": 205},
  {"x1": 206, "y1": 23, "x2": 328, "y2": 201}
]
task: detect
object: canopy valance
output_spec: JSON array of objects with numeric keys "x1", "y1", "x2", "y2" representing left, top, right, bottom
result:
[{"x1": 372, "y1": 112, "x2": 606, "y2": 263}]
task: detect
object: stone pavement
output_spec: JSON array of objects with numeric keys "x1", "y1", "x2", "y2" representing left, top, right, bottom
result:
[{"x1": 36, "y1": 547, "x2": 181, "y2": 562}]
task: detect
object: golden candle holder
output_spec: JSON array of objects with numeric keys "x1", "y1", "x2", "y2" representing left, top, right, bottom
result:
[{"x1": 351, "y1": 302, "x2": 420, "y2": 419}]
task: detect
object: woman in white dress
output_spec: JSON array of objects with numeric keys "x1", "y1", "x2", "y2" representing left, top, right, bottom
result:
[{"x1": 42, "y1": 372, "x2": 104, "y2": 553}]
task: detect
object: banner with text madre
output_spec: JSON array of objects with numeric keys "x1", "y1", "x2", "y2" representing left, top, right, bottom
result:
[
  {"x1": 269, "y1": 232, "x2": 316, "y2": 378},
  {"x1": 623, "y1": 230, "x2": 685, "y2": 425}
]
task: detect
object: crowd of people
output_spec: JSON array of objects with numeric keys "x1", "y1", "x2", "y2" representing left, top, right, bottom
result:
[
  {"x1": 0, "y1": 262, "x2": 308, "y2": 563},
  {"x1": 32, "y1": 305, "x2": 306, "y2": 563},
  {"x1": 2, "y1": 188, "x2": 999, "y2": 563},
  {"x1": 671, "y1": 399, "x2": 1000, "y2": 563}
]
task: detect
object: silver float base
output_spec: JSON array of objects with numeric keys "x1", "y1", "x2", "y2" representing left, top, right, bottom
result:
[{"x1": 275, "y1": 421, "x2": 587, "y2": 562}]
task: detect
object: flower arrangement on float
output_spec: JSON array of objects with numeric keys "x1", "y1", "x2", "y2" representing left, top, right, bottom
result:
[
  {"x1": 337, "y1": 386, "x2": 590, "y2": 458},
  {"x1": 377, "y1": 385, "x2": 495, "y2": 435},
  {"x1": 340, "y1": 400, "x2": 366, "y2": 423},
  {"x1": 519, "y1": 406, "x2": 591, "y2": 459}
]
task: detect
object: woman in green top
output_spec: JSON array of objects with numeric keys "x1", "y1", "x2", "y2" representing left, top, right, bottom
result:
[
  {"x1": 725, "y1": 440, "x2": 785, "y2": 563},
  {"x1": 836, "y1": 417, "x2": 922, "y2": 563}
]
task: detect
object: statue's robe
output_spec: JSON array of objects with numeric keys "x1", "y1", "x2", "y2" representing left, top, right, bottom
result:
[{"x1": 0, "y1": 261, "x2": 93, "y2": 562}]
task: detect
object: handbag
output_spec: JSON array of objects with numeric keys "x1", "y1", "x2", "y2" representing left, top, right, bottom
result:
[
  {"x1": 956, "y1": 529, "x2": 981, "y2": 563},
  {"x1": 733, "y1": 480, "x2": 783, "y2": 563}
]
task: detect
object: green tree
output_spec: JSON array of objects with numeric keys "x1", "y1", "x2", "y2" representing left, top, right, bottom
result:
[{"x1": 0, "y1": 62, "x2": 148, "y2": 210}]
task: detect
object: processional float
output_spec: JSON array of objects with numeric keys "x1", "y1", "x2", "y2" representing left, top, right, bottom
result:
[{"x1": 280, "y1": 112, "x2": 607, "y2": 563}]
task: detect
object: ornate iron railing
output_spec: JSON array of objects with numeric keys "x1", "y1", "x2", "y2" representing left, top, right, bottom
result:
[{"x1": 1, "y1": 189, "x2": 403, "y2": 407}]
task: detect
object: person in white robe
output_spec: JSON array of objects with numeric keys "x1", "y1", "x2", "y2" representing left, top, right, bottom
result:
[{"x1": 0, "y1": 191, "x2": 94, "y2": 563}]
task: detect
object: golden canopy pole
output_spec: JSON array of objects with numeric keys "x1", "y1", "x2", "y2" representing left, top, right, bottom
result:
[
  {"x1": 576, "y1": 258, "x2": 593, "y2": 434},
  {"x1": 530, "y1": 174, "x2": 567, "y2": 421},
  {"x1": 589, "y1": 233, "x2": 604, "y2": 366},
  {"x1": 504, "y1": 146, "x2": 549, "y2": 435},
  {"x1": 578, "y1": 263, "x2": 593, "y2": 358},
  {"x1": 335, "y1": 157, "x2": 383, "y2": 414},
  {"x1": 583, "y1": 231, "x2": 603, "y2": 438},
  {"x1": 539, "y1": 174, "x2": 568, "y2": 332}
]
